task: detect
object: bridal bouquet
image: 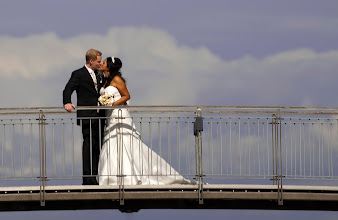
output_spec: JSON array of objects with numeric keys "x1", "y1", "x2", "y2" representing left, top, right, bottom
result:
[{"x1": 98, "y1": 93, "x2": 115, "y2": 106}]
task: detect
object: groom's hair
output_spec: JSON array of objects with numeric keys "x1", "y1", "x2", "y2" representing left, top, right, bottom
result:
[{"x1": 85, "y1": 49, "x2": 102, "y2": 63}]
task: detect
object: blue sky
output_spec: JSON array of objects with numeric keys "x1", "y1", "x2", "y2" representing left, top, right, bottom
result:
[
  {"x1": 0, "y1": 0, "x2": 337, "y2": 219},
  {"x1": 1, "y1": 0, "x2": 338, "y2": 107}
]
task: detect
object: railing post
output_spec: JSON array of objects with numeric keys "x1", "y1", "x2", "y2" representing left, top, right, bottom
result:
[
  {"x1": 271, "y1": 110, "x2": 283, "y2": 205},
  {"x1": 117, "y1": 108, "x2": 125, "y2": 206},
  {"x1": 194, "y1": 108, "x2": 204, "y2": 205},
  {"x1": 38, "y1": 110, "x2": 47, "y2": 207}
]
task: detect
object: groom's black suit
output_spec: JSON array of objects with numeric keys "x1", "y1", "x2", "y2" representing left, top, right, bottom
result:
[{"x1": 63, "y1": 66, "x2": 105, "y2": 185}]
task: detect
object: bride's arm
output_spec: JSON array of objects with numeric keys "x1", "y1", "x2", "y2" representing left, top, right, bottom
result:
[{"x1": 111, "y1": 76, "x2": 130, "y2": 105}]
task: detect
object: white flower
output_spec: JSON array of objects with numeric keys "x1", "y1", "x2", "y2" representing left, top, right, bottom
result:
[{"x1": 98, "y1": 93, "x2": 115, "y2": 106}]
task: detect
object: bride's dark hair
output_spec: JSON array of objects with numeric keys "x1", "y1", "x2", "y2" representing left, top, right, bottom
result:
[{"x1": 104, "y1": 57, "x2": 126, "y2": 87}]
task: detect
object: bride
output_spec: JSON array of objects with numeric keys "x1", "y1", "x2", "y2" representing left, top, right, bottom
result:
[{"x1": 97, "y1": 56, "x2": 191, "y2": 185}]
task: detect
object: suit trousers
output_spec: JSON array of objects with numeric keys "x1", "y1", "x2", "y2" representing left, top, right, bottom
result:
[{"x1": 81, "y1": 118, "x2": 101, "y2": 184}]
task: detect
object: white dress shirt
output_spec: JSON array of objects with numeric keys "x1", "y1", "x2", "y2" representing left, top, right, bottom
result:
[{"x1": 85, "y1": 64, "x2": 97, "y2": 91}]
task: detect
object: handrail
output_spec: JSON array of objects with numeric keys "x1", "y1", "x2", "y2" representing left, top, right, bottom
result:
[
  {"x1": 1, "y1": 105, "x2": 338, "y2": 186},
  {"x1": 1, "y1": 105, "x2": 338, "y2": 116},
  {"x1": 2, "y1": 105, "x2": 338, "y2": 110}
]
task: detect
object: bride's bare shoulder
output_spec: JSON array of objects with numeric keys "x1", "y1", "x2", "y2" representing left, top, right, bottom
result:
[{"x1": 112, "y1": 75, "x2": 125, "y2": 85}]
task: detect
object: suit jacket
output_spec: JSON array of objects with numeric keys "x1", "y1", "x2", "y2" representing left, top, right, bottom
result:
[{"x1": 63, "y1": 66, "x2": 104, "y2": 124}]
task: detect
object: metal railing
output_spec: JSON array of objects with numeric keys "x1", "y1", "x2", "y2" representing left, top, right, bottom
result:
[{"x1": 1, "y1": 106, "x2": 338, "y2": 187}]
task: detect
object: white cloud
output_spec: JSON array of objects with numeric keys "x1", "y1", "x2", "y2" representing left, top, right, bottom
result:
[{"x1": 0, "y1": 27, "x2": 338, "y2": 108}]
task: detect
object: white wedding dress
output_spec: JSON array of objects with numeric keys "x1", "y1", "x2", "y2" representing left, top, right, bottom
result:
[{"x1": 98, "y1": 86, "x2": 191, "y2": 185}]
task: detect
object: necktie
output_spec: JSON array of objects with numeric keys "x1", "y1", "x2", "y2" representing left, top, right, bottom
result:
[
  {"x1": 90, "y1": 71, "x2": 100, "y2": 112},
  {"x1": 90, "y1": 71, "x2": 97, "y2": 92}
]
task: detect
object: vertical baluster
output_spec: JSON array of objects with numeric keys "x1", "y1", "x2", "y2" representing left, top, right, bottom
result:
[
  {"x1": 298, "y1": 121, "x2": 301, "y2": 177},
  {"x1": 1, "y1": 122, "x2": 5, "y2": 179},
  {"x1": 321, "y1": 122, "x2": 323, "y2": 176},
  {"x1": 149, "y1": 119, "x2": 152, "y2": 176},
  {"x1": 266, "y1": 118, "x2": 269, "y2": 176},
  {"x1": 294, "y1": 121, "x2": 297, "y2": 177},
  {"x1": 185, "y1": 120, "x2": 189, "y2": 176},
  {"x1": 216, "y1": 120, "x2": 219, "y2": 175},
  {"x1": 177, "y1": 118, "x2": 180, "y2": 174},
  {"x1": 62, "y1": 119, "x2": 65, "y2": 177},
  {"x1": 303, "y1": 122, "x2": 306, "y2": 177},
  {"x1": 53, "y1": 120, "x2": 56, "y2": 178},
  {"x1": 244, "y1": 121, "x2": 247, "y2": 175},
  {"x1": 20, "y1": 120, "x2": 24, "y2": 177},
  {"x1": 158, "y1": 119, "x2": 161, "y2": 179},
  {"x1": 262, "y1": 122, "x2": 265, "y2": 176},
  {"x1": 272, "y1": 115, "x2": 275, "y2": 185},
  {"x1": 248, "y1": 118, "x2": 251, "y2": 176},
  {"x1": 258, "y1": 119, "x2": 261, "y2": 176},
  {"x1": 285, "y1": 121, "x2": 288, "y2": 178},
  {"x1": 238, "y1": 118, "x2": 241, "y2": 176},
  {"x1": 299, "y1": 121, "x2": 302, "y2": 177},
  {"x1": 130, "y1": 116, "x2": 135, "y2": 182},
  {"x1": 219, "y1": 118, "x2": 223, "y2": 175},
  {"x1": 308, "y1": 120, "x2": 311, "y2": 177},
  {"x1": 234, "y1": 121, "x2": 237, "y2": 175},
  {"x1": 311, "y1": 122, "x2": 314, "y2": 177},
  {"x1": 229, "y1": 118, "x2": 232, "y2": 176},
  {"x1": 326, "y1": 121, "x2": 330, "y2": 178},
  {"x1": 226, "y1": 121, "x2": 229, "y2": 176},
  {"x1": 167, "y1": 118, "x2": 171, "y2": 176},
  {"x1": 139, "y1": 118, "x2": 143, "y2": 176},
  {"x1": 318, "y1": 121, "x2": 321, "y2": 177},
  {"x1": 187, "y1": 118, "x2": 191, "y2": 176},
  {"x1": 207, "y1": 121, "x2": 211, "y2": 174},
  {"x1": 30, "y1": 120, "x2": 33, "y2": 178},
  {"x1": 72, "y1": 119, "x2": 75, "y2": 178},
  {"x1": 254, "y1": 120, "x2": 257, "y2": 176},
  {"x1": 332, "y1": 120, "x2": 336, "y2": 178},
  {"x1": 210, "y1": 118, "x2": 213, "y2": 175},
  {"x1": 328, "y1": 122, "x2": 332, "y2": 177},
  {"x1": 253, "y1": 120, "x2": 256, "y2": 176},
  {"x1": 11, "y1": 121, "x2": 15, "y2": 177}
]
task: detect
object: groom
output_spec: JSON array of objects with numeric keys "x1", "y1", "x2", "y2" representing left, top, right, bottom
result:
[{"x1": 63, "y1": 48, "x2": 105, "y2": 185}]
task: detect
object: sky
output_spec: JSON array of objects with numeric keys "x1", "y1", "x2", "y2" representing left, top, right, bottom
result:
[{"x1": 0, "y1": 0, "x2": 338, "y2": 219}]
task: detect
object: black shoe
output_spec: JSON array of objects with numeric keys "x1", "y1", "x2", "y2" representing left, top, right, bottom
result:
[
  {"x1": 83, "y1": 177, "x2": 98, "y2": 185},
  {"x1": 90, "y1": 180, "x2": 99, "y2": 185}
]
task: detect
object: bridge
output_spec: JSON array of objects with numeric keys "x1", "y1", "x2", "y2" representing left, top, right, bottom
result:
[{"x1": 1, "y1": 106, "x2": 337, "y2": 212}]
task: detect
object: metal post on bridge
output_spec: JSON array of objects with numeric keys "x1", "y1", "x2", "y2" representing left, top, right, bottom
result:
[
  {"x1": 117, "y1": 109, "x2": 126, "y2": 206},
  {"x1": 194, "y1": 108, "x2": 204, "y2": 205},
  {"x1": 38, "y1": 110, "x2": 47, "y2": 207},
  {"x1": 271, "y1": 109, "x2": 283, "y2": 205}
]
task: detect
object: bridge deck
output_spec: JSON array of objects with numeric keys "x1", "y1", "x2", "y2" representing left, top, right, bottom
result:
[{"x1": 1, "y1": 184, "x2": 338, "y2": 212}]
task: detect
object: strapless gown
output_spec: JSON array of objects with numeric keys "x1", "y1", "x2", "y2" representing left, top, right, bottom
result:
[{"x1": 98, "y1": 86, "x2": 191, "y2": 185}]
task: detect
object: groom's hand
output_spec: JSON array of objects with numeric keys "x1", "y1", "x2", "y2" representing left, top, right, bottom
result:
[{"x1": 64, "y1": 103, "x2": 76, "y2": 112}]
